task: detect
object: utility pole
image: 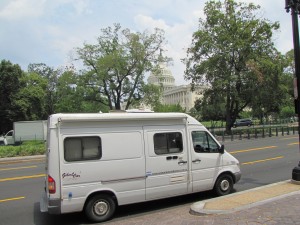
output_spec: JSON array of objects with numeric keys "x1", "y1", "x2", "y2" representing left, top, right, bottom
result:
[{"x1": 285, "y1": 0, "x2": 300, "y2": 182}]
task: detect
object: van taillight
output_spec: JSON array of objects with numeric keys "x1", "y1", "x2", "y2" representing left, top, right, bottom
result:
[{"x1": 48, "y1": 175, "x2": 56, "y2": 194}]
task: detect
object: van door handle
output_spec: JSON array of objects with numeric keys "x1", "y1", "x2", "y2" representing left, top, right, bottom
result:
[
  {"x1": 178, "y1": 160, "x2": 187, "y2": 165},
  {"x1": 166, "y1": 156, "x2": 178, "y2": 160},
  {"x1": 192, "y1": 159, "x2": 201, "y2": 164}
]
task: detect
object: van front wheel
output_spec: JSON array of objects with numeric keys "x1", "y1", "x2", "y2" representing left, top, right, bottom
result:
[
  {"x1": 85, "y1": 194, "x2": 116, "y2": 222},
  {"x1": 214, "y1": 174, "x2": 233, "y2": 196}
]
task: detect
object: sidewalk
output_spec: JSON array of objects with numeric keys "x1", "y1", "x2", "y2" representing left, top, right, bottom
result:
[
  {"x1": 106, "y1": 180, "x2": 300, "y2": 225},
  {"x1": 191, "y1": 180, "x2": 300, "y2": 215},
  {"x1": 189, "y1": 180, "x2": 300, "y2": 224},
  {"x1": 0, "y1": 155, "x2": 45, "y2": 162}
]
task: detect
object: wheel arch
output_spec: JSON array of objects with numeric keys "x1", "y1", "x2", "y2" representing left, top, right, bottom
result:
[
  {"x1": 83, "y1": 190, "x2": 118, "y2": 211},
  {"x1": 213, "y1": 171, "x2": 235, "y2": 196},
  {"x1": 215, "y1": 171, "x2": 236, "y2": 186}
]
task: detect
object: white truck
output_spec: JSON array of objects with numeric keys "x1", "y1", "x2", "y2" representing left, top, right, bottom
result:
[
  {"x1": 2, "y1": 120, "x2": 47, "y2": 145},
  {"x1": 40, "y1": 112, "x2": 241, "y2": 222}
]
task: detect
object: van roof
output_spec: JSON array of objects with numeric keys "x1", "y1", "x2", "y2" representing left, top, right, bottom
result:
[{"x1": 49, "y1": 112, "x2": 202, "y2": 125}]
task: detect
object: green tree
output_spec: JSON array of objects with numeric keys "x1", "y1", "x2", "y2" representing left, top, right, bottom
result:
[
  {"x1": 55, "y1": 70, "x2": 109, "y2": 113},
  {"x1": 249, "y1": 51, "x2": 285, "y2": 122},
  {"x1": 53, "y1": 70, "x2": 78, "y2": 113},
  {"x1": 154, "y1": 103, "x2": 185, "y2": 112},
  {"x1": 194, "y1": 91, "x2": 226, "y2": 121},
  {"x1": 76, "y1": 23, "x2": 169, "y2": 110},
  {"x1": 282, "y1": 49, "x2": 295, "y2": 104},
  {"x1": 14, "y1": 71, "x2": 48, "y2": 120},
  {"x1": 280, "y1": 106, "x2": 295, "y2": 119},
  {"x1": 184, "y1": 0, "x2": 279, "y2": 133},
  {"x1": 28, "y1": 63, "x2": 60, "y2": 115},
  {"x1": 284, "y1": 49, "x2": 295, "y2": 76},
  {"x1": 276, "y1": 49, "x2": 296, "y2": 119},
  {"x1": 135, "y1": 83, "x2": 162, "y2": 109},
  {"x1": 0, "y1": 60, "x2": 25, "y2": 133}
]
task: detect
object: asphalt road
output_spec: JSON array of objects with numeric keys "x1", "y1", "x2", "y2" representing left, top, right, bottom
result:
[
  {"x1": 0, "y1": 135, "x2": 299, "y2": 225},
  {"x1": 225, "y1": 135, "x2": 300, "y2": 191}
]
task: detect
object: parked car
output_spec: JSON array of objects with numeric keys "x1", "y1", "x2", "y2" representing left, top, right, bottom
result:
[{"x1": 233, "y1": 119, "x2": 253, "y2": 128}]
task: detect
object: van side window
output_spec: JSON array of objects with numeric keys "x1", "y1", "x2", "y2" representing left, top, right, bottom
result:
[
  {"x1": 154, "y1": 132, "x2": 183, "y2": 155},
  {"x1": 64, "y1": 136, "x2": 102, "y2": 162},
  {"x1": 192, "y1": 131, "x2": 219, "y2": 153}
]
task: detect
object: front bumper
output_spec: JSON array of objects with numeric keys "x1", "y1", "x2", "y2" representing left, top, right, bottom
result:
[{"x1": 234, "y1": 171, "x2": 242, "y2": 183}]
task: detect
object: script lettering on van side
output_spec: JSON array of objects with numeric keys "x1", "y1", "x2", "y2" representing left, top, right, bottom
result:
[{"x1": 62, "y1": 172, "x2": 80, "y2": 179}]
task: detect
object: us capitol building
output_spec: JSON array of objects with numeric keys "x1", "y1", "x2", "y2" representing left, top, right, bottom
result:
[{"x1": 147, "y1": 61, "x2": 205, "y2": 112}]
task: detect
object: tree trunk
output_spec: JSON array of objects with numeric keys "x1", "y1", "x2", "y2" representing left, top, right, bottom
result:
[{"x1": 225, "y1": 84, "x2": 232, "y2": 134}]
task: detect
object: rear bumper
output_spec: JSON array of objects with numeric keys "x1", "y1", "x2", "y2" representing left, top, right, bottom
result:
[{"x1": 40, "y1": 191, "x2": 61, "y2": 214}]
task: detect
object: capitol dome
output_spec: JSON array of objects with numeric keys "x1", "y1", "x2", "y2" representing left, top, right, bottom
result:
[{"x1": 147, "y1": 61, "x2": 175, "y2": 91}]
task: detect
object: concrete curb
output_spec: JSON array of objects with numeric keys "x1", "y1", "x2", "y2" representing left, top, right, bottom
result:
[
  {"x1": 0, "y1": 155, "x2": 45, "y2": 162},
  {"x1": 190, "y1": 180, "x2": 300, "y2": 216}
]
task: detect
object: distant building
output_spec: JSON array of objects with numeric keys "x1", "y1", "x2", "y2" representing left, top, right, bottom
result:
[{"x1": 147, "y1": 61, "x2": 205, "y2": 111}]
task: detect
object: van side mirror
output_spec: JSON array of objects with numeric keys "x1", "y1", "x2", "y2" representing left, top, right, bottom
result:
[{"x1": 218, "y1": 144, "x2": 225, "y2": 154}]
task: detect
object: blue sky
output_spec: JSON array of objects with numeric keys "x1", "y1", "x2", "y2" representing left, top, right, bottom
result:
[{"x1": 0, "y1": 0, "x2": 294, "y2": 84}]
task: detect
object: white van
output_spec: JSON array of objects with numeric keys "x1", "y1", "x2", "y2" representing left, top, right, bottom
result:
[{"x1": 40, "y1": 112, "x2": 241, "y2": 222}]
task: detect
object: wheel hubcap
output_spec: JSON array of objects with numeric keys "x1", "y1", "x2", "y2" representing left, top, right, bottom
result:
[
  {"x1": 220, "y1": 180, "x2": 229, "y2": 191},
  {"x1": 94, "y1": 200, "x2": 109, "y2": 216}
]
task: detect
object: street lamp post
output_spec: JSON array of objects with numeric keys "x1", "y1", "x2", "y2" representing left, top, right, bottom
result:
[{"x1": 285, "y1": 0, "x2": 300, "y2": 182}]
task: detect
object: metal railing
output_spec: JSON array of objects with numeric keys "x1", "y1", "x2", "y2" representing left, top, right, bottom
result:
[{"x1": 209, "y1": 125, "x2": 299, "y2": 142}]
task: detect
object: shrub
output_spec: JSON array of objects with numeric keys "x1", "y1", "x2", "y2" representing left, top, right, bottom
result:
[{"x1": 0, "y1": 141, "x2": 46, "y2": 158}]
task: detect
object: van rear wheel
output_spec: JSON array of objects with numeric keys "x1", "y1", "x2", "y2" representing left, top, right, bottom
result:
[
  {"x1": 214, "y1": 174, "x2": 233, "y2": 196},
  {"x1": 85, "y1": 194, "x2": 116, "y2": 222}
]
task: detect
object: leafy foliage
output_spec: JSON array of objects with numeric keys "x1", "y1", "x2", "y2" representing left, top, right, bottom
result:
[
  {"x1": 194, "y1": 91, "x2": 226, "y2": 121},
  {"x1": 14, "y1": 72, "x2": 48, "y2": 120},
  {"x1": 0, "y1": 141, "x2": 45, "y2": 158},
  {"x1": 0, "y1": 60, "x2": 25, "y2": 133},
  {"x1": 0, "y1": 17, "x2": 296, "y2": 134},
  {"x1": 154, "y1": 103, "x2": 186, "y2": 112},
  {"x1": 28, "y1": 63, "x2": 60, "y2": 115},
  {"x1": 184, "y1": 0, "x2": 280, "y2": 132},
  {"x1": 76, "y1": 23, "x2": 169, "y2": 110}
]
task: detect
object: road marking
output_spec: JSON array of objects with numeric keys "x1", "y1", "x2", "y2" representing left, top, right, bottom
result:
[
  {"x1": 0, "y1": 165, "x2": 37, "y2": 171},
  {"x1": 229, "y1": 146, "x2": 277, "y2": 154},
  {"x1": 280, "y1": 137, "x2": 299, "y2": 140},
  {"x1": 288, "y1": 142, "x2": 300, "y2": 146},
  {"x1": 242, "y1": 156, "x2": 284, "y2": 165},
  {"x1": 0, "y1": 158, "x2": 45, "y2": 165},
  {"x1": 0, "y1": 196, "x2": 25, "y2": 203},
  {"x1": 0, "y1": 174, "x2": 45, "y2": 182}
]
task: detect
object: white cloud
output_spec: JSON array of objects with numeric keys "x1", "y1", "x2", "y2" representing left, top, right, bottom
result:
[
  {"x1": 134, "y1": 14, "x2": 170, "y2": 31},
  {"x1": 72, "y1": 0, "x2": 92, "y2": 15},
  {"x1": 134, "y1": 12, "x2": 200, "y2": 84},
  {"x1": 0, "y1": 0, "x2": 295, "y2": 85},
  {"x1": 192, "y1": 9, "x2": 205, "y2": 20},
  {"x1": 0, "y1": 0, "x2": 46, "y2": 20}
]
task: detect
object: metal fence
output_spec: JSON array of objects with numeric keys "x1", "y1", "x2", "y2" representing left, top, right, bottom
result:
[{"x1": 209, "y1": 125, "x2": 299, "y2": 142}]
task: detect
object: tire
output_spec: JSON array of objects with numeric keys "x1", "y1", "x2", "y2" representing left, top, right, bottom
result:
[
  {"x1": 85, "y1": 194, "x2": 116, "y2": 222},
  {"x1": 214, "y1": 174, "x2": 233, "y2": 196}
]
